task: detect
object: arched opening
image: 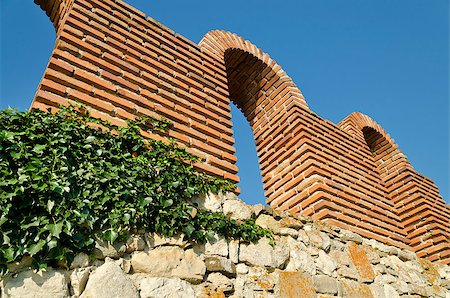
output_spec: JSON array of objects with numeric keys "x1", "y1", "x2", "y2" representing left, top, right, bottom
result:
[{"x1": 230, "y1": 103, "x2": 266, "y2": 205}]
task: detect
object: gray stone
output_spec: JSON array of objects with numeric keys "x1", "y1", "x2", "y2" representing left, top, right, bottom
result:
[
  {"x1": 252, "y1": 204, "x2": 273, "y2": 217},
  {"x1": 147, "y1": 233, "x2": 187, "y2": 248},
  {"x1": 207, "y1": 272, "x2": 234, "y2": 292},
  {"x1": 3, "y1": 269, "x2": 69, "y2": 298},
  {"x1": 313, "y1": 275, "x2": 338, "y2": 294},
  {"x1": 126, "y1": 235, "x2": 146, "y2": 253},
  {"x1": 277, "y1": 228, "x2": 298, "y2": 238},
  {"x1": 229, "y1": 239, "x2": 239, "y2": 263},
  {"x1": 337, "y1": 266, "x2": 359, "y2": 280},
  {"x1": 205, "y1": 234, "x2": 228, "y2": 257},
  {"x1": 316, "y1": 250, "x2": 336, "y2": 276},
  {"x1": 80, "y1": 262, "x2": 138, "y2": 298},
  {"x1": 171, "y1": 249, "x2": 207, "y2": 284},
  {"x1": 70, "y1": 252, "x2": 89, "y2": 269},
  {"x1": 339, "y1": 230, "x2": 363, "y2": 244},
  {"x1": 70, "y1": 267, "x2": 91, "y2": 296},
  {"x1": 132, "y1": 247, "x2": 183, "y2": 275},
  {"x1": 285, "y1": 237, "x2": 316, "y2": 275},
  {"x1": 139, "y1": 277, "x2": 195, "y2": 298},
  {"x1": 223, "y1": 199, "x2": 252, "y2": 221},
  {"x1": 239, "y1": 237, "x2": 289, "y2": 268},
  {"x1": 94, "y1": 239, "x2": 125, "y2": 259},
  {"x1": 255, "y1": 214, "x2": 281, "y2": 233},
  {"x1": 191, "y1": 192, "x2": 223, "y2": 212},
  {"x1": 329, "y1": 249, "x2": 351, "y2": 267},
  {"x1": 205, "y1": 256, "x2": 236, "y2": 276},
  {"x1": 236, "y1": 263, "x2": 249, "y2": 274}
]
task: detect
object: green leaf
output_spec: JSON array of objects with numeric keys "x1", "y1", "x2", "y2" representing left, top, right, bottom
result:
[
  {"x1": 103, "y1": 229, "x2": 118, "y2": 243},
  {"x1": 162, "y1": 199, "x2": 173, "y2": 208},
  {"x1": 47, "y1": 221, "x2": 63, "y2": 238},
  {"x1": 47, "y1": 200, "x2": 55, "y2": 213},
  {"x1": 27, "y1": 239, "x2": 46, "y2": 256},
  {"x1": 86, "y1": 136, "x2": 96, "y2": 143},
  {"x1": 33, "y1": 144, "x2": 46, "y2": 154}
]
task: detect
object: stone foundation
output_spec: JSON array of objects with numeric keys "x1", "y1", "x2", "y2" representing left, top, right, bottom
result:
[{"x1": 1, "y1": 193, "x2": 449, "y2": 297}]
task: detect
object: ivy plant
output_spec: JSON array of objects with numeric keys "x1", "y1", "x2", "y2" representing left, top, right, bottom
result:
[{"x1": 0, "y1": 105, "x2": 271, "y2": 274}]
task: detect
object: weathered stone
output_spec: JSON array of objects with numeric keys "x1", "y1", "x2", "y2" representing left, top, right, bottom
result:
[
  {"x1": 70, "y1": 252, "x2": 89, "y2": 269},
  {"x1": 223, "y1": 199, "x2": 252, "y2": 221},
  {"x1": 6, "y1": 256, "x2": 33, "y2": 273},
  {"x1": 236, "y1": 263, "x2": 249, "y2": 274},
  {"x1": 307, "y1": 230, "x2": 331, "y2": 252},
  {"x1": 191, "y1": 191, "x2": 223, "y2": 212},
  {"x1": 126, "y1": 234, "x2": 146, "y2": 253},
  {"x1": 147, "y1": 232, "x2": 187, "y2": 248},
  {"x1": 252, "y1": 204, "x2": 273, "y2": 217},
  {"x1": 172, "y1": 249, "x2": 207, "y2": 284},
  {"x1": 94, "y1": 239, "x2": 125, "y2": 259},
  {"x1": 80, "y1": 262, "x2": 138, "y2": 298},
  {"x1": 205, "y1": 256, "x2": 236, "y2": 276},
  {"x1": 278, "y1": 228, "x2": 298, "y2": 238},
  {"x1": 316, "y1": 250, "x2": 336, "y2": 276},
  {"x1": 337, "y1": 266, "x2": 359, "y2": 280},
  {"x1": 256, "y1": 214, "x2": 281, "y2": 233},
  {"x1": 340, "y1": 279, "x2": 373, "y2": 298},
  {"x1": 279, "y1": 217, "x2": 303, "y2": 230},
  {"x1": 139, "y1": 277, "x2": 195, "y2": 298},
  {"x1": 3, "y1": 269, "x2": 69, "y2": 298},
  {"x1": 131, "y1": 247, "x2": 183, "y2": 275},
  {"x1": 239, "y1": 237, "x2": 289, "y2": 268},
  {"x1": 329, "y1": 249, "x2": 351, "y2": 267},
  {"x1": 277, "y1": 271, "x2": 315, "y2": 298},
  {"x1": 245, "y1": 266, "x2": 275, "y2": 291},
  {"x1": 207, "y1": 272, "x2": 234, "y2": 292},
  {"x1": 340, "y1": 231, "x2": 363, "y2": 244},
  {"x1": 70, "y1": 267, "x2": 91, "y2": 296},
  {"x1": 205, "y1": 234, "x2": 228, "y2": 257},
  {"x1": 285, "y1": 237, "x2": 316, "y2": 275},
  {"x1": 229, "y1": 239, "x2": 239, "y2": 263},
  {"x1": 313, "y1": 275, "x2": 338, "y2": 294},
  {"x1": 347, "y1": 242, "x2": 375, "y2": 282}
]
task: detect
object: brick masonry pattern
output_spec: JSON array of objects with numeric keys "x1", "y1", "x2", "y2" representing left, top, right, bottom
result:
[{"x1": 32, "y1": 0, "x2": 450, "y2": 264}]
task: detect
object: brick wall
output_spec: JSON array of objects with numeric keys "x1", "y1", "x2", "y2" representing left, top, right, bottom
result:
[{"x1": 32, "y1": 0, "x2": 450, "y2": 264}]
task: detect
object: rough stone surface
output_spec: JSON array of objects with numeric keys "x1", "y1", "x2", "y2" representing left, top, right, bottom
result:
[
  {"x1": 80, "y1": 262, "x2": 138, "y2": 298},
  {"x1": 205, "y1": 256, "x2": 236, "y2": 276},
  {"x1": 313, "y1": 275, "x2": 338, "y2": 294},
  {"x1": 3, "y1": 269, "x2": 69, "y2": 298},
  {"x1": 71, "y1": 252, "x2": 89, "y2": 269},
  {"x1": 222, "y1": 199, "x2": 252, "y2": 221},
  {"x1": 191, "y1": 192, "x2": 223, "y2": 212},
  {"x1": 94, "y1": 239, "x2": 125, "y2": 259},
  {"x1": 239, "y1": 237, "x2": 289, "y2": 268},
  {"x1": 255, "y1": 214, "x2": 281, "y2": 233},
  {"x1": 70, "y1": 267, "x2": 91, "y2": 296},
  {"x1": 3, "y1": 198, "x2": 450, "y2": 298},
  {"x1": 139, "y1": 277, "x2": 196, "y2": 298},
  {"x1": 205, "y1": 234, "x2": 229, "y2": 257},
  {"x1": 131, "y1": 247, "x2": 183, "y2": 275},
  {"x1": 316, "y1": 250, "x2": 337, "y2": 276}
]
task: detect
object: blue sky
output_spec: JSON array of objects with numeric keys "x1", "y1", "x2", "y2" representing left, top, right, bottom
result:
[{"x1": 1, "y1": 0, "x2": 448, "y2": 205}]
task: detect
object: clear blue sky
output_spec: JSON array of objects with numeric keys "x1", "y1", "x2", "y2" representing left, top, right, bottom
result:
[{"x1": 1, "y1": 0, "x2": 448, "y2": 205}]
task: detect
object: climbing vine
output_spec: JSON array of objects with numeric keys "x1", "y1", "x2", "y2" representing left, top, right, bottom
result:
[{"x1": 0, "y1": 105, "x2": 271, "y2": 274}]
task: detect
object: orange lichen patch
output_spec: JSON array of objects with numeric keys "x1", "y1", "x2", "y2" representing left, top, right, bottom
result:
[
  {"x1": 347, "y1": 242, "x2": 375, "y2": 281},
  {"x1": 248, "y1": 273, "x2": 275, "y2": 291},
  {"x1": 418, "y1": 258, "x2": 440, "y2": 284},
  {"x1": 341, "y1": 280, "x2": 374, "y2": 298},
  {"x1": 278, "y1": 271, "x2": 315, "y2": 298},
  {"x1": 279, "y1": 217, "x2": 303, "y2": 229}
]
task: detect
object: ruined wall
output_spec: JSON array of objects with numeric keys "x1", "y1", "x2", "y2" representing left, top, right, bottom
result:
[
  {"x1": 2, "y1": 193, "x2": 450, "y2": 297},
  {"x1": 31, "y1": 0, "x2": 450, "y2": 264}
]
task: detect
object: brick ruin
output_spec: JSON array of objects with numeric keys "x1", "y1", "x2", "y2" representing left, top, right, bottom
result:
[{"x1": 32, "y1": 0, "x2": 449, "y2": 264}]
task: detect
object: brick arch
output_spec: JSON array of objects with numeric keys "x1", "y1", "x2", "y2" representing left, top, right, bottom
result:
[{"x1": 200, "y1": 30, "x2": 311, "y2": 203}]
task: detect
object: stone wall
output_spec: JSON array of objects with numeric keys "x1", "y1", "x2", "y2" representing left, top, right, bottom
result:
[
  {"x1": 2, "y1": 193, "x2": 449, "y2": 297},
  {"x1": 30, "y1": 0, "x2": 450, "y2": 263}
]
